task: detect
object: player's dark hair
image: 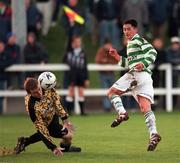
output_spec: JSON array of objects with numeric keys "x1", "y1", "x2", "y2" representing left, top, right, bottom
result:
[
  {"x1": 123, "y1": 19, "x2": 138, "y2": 28},
  {"x1": 24, "y1": 78, "x2": 38, "y2": 94}
]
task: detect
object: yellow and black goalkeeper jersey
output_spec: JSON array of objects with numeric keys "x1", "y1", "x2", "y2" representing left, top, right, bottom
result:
[{"x1": 24, "y1": 89, "x2": 68, "y2": 151}]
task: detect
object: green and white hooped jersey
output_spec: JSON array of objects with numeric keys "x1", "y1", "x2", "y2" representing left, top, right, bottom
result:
[{"x1": 119, "y1": 34, "x2": 157, "y2": 74}]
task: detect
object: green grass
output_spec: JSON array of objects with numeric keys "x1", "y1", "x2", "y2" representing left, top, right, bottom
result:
[{"x1": 0, "y1": 112, "x2": 180, "y2": 163}]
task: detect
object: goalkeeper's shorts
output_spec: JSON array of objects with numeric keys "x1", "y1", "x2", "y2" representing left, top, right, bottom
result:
[{"x1": 47, "y1": 115, "x2": 68, "y2": 138}]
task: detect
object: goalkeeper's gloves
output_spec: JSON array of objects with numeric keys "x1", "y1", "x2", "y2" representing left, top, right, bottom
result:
[
  {"x1": 53, "y1": 147, "x2": 63, "y2": 156},
  {"x1": 63, "y1": 119, "x2": 76, "y2": 133}
]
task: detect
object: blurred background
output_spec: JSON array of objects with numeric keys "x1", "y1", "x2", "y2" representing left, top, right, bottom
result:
[{"x1": 0, "y1": 0, "x2": 180, "y2": 115}]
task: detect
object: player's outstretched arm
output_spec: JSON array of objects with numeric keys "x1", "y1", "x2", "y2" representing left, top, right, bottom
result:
[
  {"x1": 63, "y1": 119, "x2": 76, "y2": 134},
  {"x1": 53, "y1": 147, "x2": 63, "y2": 156}
]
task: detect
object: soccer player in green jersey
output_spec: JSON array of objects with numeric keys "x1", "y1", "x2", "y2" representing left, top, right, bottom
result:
[{"x1": 108, "y1": 19, "x2": 161, "y2": 151}]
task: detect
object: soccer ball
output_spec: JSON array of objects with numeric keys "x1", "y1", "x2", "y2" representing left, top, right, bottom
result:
[{"x1": 38, "y1": 72, "x2": 57, "y2": 90}]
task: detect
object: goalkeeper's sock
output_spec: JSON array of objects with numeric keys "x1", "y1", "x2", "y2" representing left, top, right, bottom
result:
[
  {"x1": 21, "y1": 133, "x2": 42, "y2": 147},
  {"x1": 60, "y1": 143, "x2": 71, "y2": 152},
  {"x1": 110, "y1": 94, "x2": 126, "y2": 114},
  {"x1": 27, "y1": 133, "x2": 42, "y2": 146},
  {"x1": 144, "y1": 111, "x2": 158, "y2": 137}
]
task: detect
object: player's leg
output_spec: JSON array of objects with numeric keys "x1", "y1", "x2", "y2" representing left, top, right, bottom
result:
[
  {"x1": 66, "y1": 85, "x2": 74, "y2": 115},
  {"x1": 137, "y1": 95, "x2": 161, "y2": 151},
  {"x1": 108, "y1": 87, "x2": 129, "y2": 127},
  {"x1": 14, "y1": 132, "x2": 41, "y2": 154},
  {"x1": 107, "y1": 72, "x2": 137, "y2": 127},
  {"x1": 61, "y1": 132, "x2": 81, "y2": 152},
  {"x1": 135, "y1": 71, "x2": 161, "y2": 151},
  {"x1": 48, "y1": 116, "x2": 81, "y2": 152},
  {"x1": 78, "y1": 86, "x2": 86, "y2": 115}
]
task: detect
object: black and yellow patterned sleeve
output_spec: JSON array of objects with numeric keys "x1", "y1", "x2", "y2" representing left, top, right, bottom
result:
[
  {"x1": 34, "y1": 102, "x2": 57, "y2": 151},
  {"x1": 24, "y1": 95, "x2": 30, "y2": 113},
  {"x1": 53, "y1": 90, "x2": 68, "y2": 120}
]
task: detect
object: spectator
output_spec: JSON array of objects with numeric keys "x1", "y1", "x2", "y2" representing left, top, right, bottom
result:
[
  {"x1": 24, "y1": 32, "x2": 49, "y2": 77},
  {"x1": 0, "y1": 1, "x2": 11, "y2": 42},
  {"x1": 96, "y1": 0, "x2": 120, "y2": 48},
  {"x1": 166, "y1": 36, "x2": 180, "y2": 107},
  {"x1": 147, "y1": 0, "x2": 170, "y2": 41},
  {"x1": 85, "y1": 0, "x2": 99, "y2": 45},
  {"x1": 121, "y1": 0, "x2": 149, "y2": 37},
  {"x1": 61, "y1": 0, "x2": 85, "y2": 38},
  {"x1": 0, "y1": 40, "x2": 11, "y2": 114},
  {"x1": 65, "y1": 36, "x2": 89, "y2": 115},
  {"x1": 152, "y1": 38, "x2": 167, "y2": 87},
  {"x1": 25, "y1": 0, "x2": 42, "y2": 39},
  {"x1": 152, "y1": 38, "x2": 167, "y2": 109},
  {"x1": 51, "y1": 0, "x2": 67, "y2": 27},
  {"x1": 36, "y1": 0, "x2": 53, "y2": 36},
  {"x1": 95, "y1": 38, "x2": 118, "y2": 112},
  {"x1": 5, "y1": 32, "x2": 22, "y2": 89},
  {"x1": 167, "y1": 0, "x2": 180, "y2": 37}
]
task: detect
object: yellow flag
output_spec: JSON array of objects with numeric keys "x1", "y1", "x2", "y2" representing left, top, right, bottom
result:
[{"x1": 63, "y1": 5, "x2": 85, "y2": 25}]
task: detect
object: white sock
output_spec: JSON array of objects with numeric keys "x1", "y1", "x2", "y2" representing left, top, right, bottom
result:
[
  {"x1": 144, "y1": 111, "x2": 158, "y2": 137},
  {"x1": 110, "y1": 94, "x2": 126, "y2": 114}
]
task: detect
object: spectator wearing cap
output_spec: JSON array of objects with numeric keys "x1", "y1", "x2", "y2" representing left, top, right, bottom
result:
[
  {"x1": 166, "y1": 36, "x2": 180, "y2": 107},
  {"x1": 5, "y1": 32, "x2": 22, "y2": 89}
]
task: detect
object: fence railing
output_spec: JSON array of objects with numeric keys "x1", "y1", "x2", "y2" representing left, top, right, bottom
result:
[{"x1": 0, "y1": 63, "x2": 179, "y2": 113}]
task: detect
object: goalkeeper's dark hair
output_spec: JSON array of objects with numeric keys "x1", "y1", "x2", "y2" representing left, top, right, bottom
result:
[
  {"x1": 123, "y1": 19, "x2": 138, "y2": 28},
  {"x1": 24, "y1": 78, "x2": 38, "y2": 94}
]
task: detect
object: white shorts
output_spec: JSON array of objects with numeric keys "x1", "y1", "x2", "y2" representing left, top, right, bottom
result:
[{"x1": 112, "y1": 71, "x2": 154, "y2": 104}]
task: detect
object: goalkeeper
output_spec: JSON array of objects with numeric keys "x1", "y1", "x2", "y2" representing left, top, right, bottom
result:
[
  {"x1": 108, "y1": 19, "x2": 161, "y2": 151},
  {"x1": 14, "y1": 77, "x2": 81, "y2": 156}
]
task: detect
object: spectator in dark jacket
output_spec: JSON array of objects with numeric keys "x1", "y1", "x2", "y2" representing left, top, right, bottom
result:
[
  {"x1": 96, "y1": 0, "x2": 120, "y2": 48},
  {"x1": 0, "y1": 1, "x2": 11, "y2": 42},
  {"x1": 25, "y1": 0, "x2": 42, "y2": 39},
  {"x1": 147, "y1": 0, "x2": 170, "y2": 40},
  {"x1": 5, "y1": 32, "x2": 22, "y2": 89},
  {"x1": 0, "y1": 40, "x2": 12, "y2": 114},
  {"x1": 24, "y1": 32, "x2": 48, "y2": 77},
  {"x1": 152, "y1": 38, "x2": 167, "y2": 109}
]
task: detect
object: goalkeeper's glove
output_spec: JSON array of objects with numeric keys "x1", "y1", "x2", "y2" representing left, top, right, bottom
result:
[{"x1": 63, "y1": 119, "x2": 76, "y2": 133}]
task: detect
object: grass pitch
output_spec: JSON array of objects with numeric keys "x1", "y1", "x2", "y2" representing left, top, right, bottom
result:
[{"x1": 0, "y1": 112, "x2": 180, "y2": 163}]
